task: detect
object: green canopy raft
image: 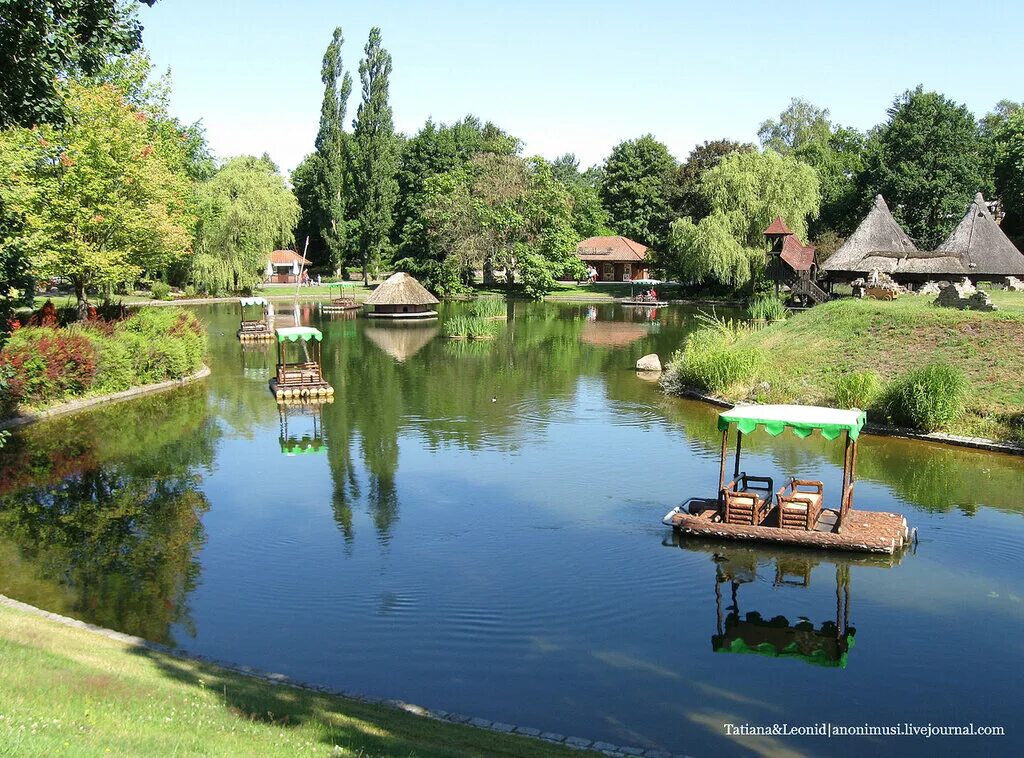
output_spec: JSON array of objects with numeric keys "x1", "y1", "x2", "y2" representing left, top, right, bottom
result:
[
  {"x1": 321, "y1": 281, "x2": 360, "y2": 312},
  {"x1": 237, "y1": 296, "x2": 274, "y2": 342},
  {"x1": 268, "y1": 327, "x2": 334, "y2": 402},
  {"x1": 663, "y1": 404, "x2": 913, "y2": 554}
]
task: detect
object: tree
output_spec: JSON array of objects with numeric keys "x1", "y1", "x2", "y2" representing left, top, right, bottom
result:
[
  {"x1": 191, "y1": 156, "x2": 299, "y2": 294},
  {"x1": 0, "y1": 0, "x2": 157, "y2": 128},
  {"x1": 350, "y1": 27, "x2": 399, "y2": 284},
  {"x1": 598, "y1": 135, "x2": 677, "y2": 249},
  {"x1": 0, "y1": 205, "x2": 33, "y2": 337},
  {"x1": 669, "y1": 139, "x2": 755, "y2": 222},
  {"x1": 758, "y1": 99, "x2": 866, "y2": 238},
  {"x1": 758, "y1": 98, "x2": 832, "y2": 154},
  {"x1": 308, "y1": 27, "x2": 354, "y2": 272},
  {"x1": 993, "y1": 108, "x2": 1024, "y2": 243},
  {"x1": 392, "y1": 115, "x2": 520, "y2": 286},
  {"x1": 0, "y1": 81, "x2": 192, "y2": 310},
  {"x1": 861, "y1": 87, "x2": 987, "y2": 248},
  {"x1": 665, "y1": 150, "x2": 820, "y2": 288}
]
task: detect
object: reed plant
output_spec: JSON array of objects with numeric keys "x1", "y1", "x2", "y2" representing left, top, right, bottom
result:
[
  {"x1": 747, "y1": 295, "x2": 787, "y2": 322},
  {"x1": 880, "y1": 363, "x2": 968, "y2": 432},
  {"x1": 832, "y1": 369, "x2": 882, "y2": 410},
  {"x1": 470, "y1": 298, "x2": 506, "y2": 319},
  {"x1": 467, "y1": 316, "x2": 497, "y2": 340},
  {"x1": 662, "y1": 311, "x2": 763, "y2": 396},
  {"x1": 442, "y1": 314, "x2": 471, "y2": 339}
]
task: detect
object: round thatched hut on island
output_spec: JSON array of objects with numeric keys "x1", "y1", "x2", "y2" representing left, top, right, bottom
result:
[{"x1": 364, "y1": 272, "x2": 439, "y2": 319}]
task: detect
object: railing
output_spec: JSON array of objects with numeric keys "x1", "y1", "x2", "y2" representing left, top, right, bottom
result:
[{"x1": 791, "y1": 277, "x2": 830, "y2": 305}]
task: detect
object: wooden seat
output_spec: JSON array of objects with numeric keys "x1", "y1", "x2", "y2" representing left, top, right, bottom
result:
[
  {"x1": 776, "y1": 480, "x2": 824, "y2": 530},
  {"x1": 722, "y1": 474, "x2": 773, "y2": 526}
]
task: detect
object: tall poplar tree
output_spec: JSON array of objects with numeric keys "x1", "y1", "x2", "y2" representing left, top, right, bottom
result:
[
  {"x1": 350, "y1": 27, "x2": 399, "y2": 284},
  {"x1": 313, "y1": 27, "x2": 352, "y2": 273}
]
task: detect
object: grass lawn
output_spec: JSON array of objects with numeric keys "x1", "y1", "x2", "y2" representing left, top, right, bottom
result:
[
  {"x1": 0, "y1": 602, "x2": 580, "y2": 757},
  {"x1": 724, "y1": 292, "x2": 1024, "y2": 441}
]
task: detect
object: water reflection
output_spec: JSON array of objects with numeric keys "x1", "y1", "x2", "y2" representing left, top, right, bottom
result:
[
  {"x1": 0, "y1": 389, "x2": 215, "y2": 644},
  {"x1": 668, "y1": 536, "x2": 903, "y2": 670}
]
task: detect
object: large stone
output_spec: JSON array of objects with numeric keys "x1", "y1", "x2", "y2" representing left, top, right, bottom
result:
[
  {"x1": 934, "y1": 282, "x2": 997, "y2": 311},
  {"x1": 1005, "y1": 276, "x2": 1024, "y2": 291},
  {"x1": 636, "y1": 353, "x2": 662, "y2": 372}
]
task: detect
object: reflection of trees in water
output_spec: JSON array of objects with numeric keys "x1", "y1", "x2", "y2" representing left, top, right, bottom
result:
[{"x1": 0, "y1": 388, "x2": 216, "y2": 644}]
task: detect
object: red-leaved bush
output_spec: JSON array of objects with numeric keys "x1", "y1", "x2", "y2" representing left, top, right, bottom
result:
[{"x1": 0, "y1": 328, "x2": 98, "y2": 407}]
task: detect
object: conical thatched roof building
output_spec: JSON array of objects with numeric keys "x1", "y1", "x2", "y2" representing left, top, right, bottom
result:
[
  {"x1": 822, "y1": 194, "x2": 1024, "y2": 282},
  {"x1": 821, "y1": 195, "x2": 921, "y2": 277},
  {"x1": 935, "y1": 193, "x2": 1024, "y2": 277},
  {"x1": 365, "y1": 272, "x2": 439, "y2": 319}
]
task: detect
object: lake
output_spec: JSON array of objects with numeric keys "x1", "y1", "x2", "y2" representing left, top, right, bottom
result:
[{"x1": 1, "y1": 300, "x2": 1022, "y2": 757}]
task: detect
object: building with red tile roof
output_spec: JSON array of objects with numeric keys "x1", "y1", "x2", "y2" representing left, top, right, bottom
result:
[{"x1": 576, "y1": 236, "x2": 652, "y2": 282}]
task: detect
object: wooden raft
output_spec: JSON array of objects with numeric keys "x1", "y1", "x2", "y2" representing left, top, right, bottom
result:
[{"x1": 663, "y1": 503, "x2": 909, "y2": 555}]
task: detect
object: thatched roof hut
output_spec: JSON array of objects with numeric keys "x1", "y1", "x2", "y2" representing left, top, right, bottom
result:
[
  {"x1": 935, "y1": 193, "x2": 1024, "y2": 277},
  {"x1": 821, "y1": 195, "x2": 921, "y2": 277},
  {"x1": 364, "y1": 272, "x2": 439, "y2": 319},
  {"x1": 364, "y1": 324, "x2": 439, "y2": 362},
  {"x1": 822, "y1": 193, "x2": 1024, "y2": 282}
]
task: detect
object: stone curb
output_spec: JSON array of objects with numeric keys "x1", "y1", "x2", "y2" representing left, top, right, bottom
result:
[
  {"x1": 676, "y1": 388, "x2": 1024, "y2": 456},
  {"x1": 0, "y1": 365, "x2": 211, "y2": 431},
  {"x1": 0, "y1": 594, "x2": 688, "y2": 758}
]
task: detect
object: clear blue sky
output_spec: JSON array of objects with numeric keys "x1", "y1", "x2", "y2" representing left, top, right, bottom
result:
[{"x1": 142, "y1": 0, "x2": 1023, "y2": 175}]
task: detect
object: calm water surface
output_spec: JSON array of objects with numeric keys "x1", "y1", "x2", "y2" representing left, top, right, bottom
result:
[{"x1": 2, "y1": 301, "x2": 1023, "y2": 757}]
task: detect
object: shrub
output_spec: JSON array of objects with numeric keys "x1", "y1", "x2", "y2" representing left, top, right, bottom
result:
[
  {"x1": 183, "y1": 285, "x2": 198, "y2": 298},
  {"x1": 118, "y1": 308, "x2": 206, "y2": 377},
  {"x1": 832, "y1": 370, "x2": 882, "y2": 410},
  {"x1": 151, "y1": 281, "x2": 172, "y2": 301},
  {"x1": 72, "y1": 326, "x2": 135, "y2": 394},
  {"x1": 467, "y1": 316, "x2": 497, "y2": 340},
  {"x1": 747, "y1": 295, "x2": 787, "y2": 322},
  {"x1": 0, "y1": 364, "x2": 15, "y2": 417},
  {"x1": 470, "y1": 298, "x2": 506, "y2": 319},
  {"x1": 662, "y1": 327, "x2": 763, "y2": 396},
  {"x1": 442, "y1": 314, "x2": 471, "y2": 338},
  {"x1": 0, "y1": 327, "x2": 98, "y2": 406},
  {"x1": 881, "y1": 363, "x2": 968, "y2": 432}
]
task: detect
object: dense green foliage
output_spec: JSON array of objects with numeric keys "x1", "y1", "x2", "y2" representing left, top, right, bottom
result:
[
  {"x1": 662, "y1": 318, "x2": 764, "y2": 396},
  {"x1": 992, "y1": 106, "x2": 1024, "y2": 242},
  {"x1": 669, "y1": 139, "x2": 755, "y2": 223},
  {"x1": 664, "y1": 150, "x2": 820, "y2": 287},
  {"x1": 860, "y1": 87, "x2": 988, "y2": 248},
  {"x1": 0, "y1": 0, "x2": 156, "y2": 128},
  {"x1": 598, "y1": 135, "x2": 676, "y2": 249},
  {"x1": 747, "y1": 294, "x2": 787, "y2": 322},
  {"x1": 880, "y1": 363, "x2": 968, "y2": 432},
  {"x1": 0, "y1": 307, "x2": 206, "y2": 410},
  {"x1": 832, "y1": 369, "x2": 882, "y2": 411},
  {"x1": 191, "y1": 156, "x2": 299, "y2": 294}
]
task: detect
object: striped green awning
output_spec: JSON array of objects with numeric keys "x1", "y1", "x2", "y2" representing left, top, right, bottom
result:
[
  {"x1": 276, "y1": 326, "x2": 322, "y2": 342},
  {"x1": 718, "y1": 404, "x2": 866, "y2": 441}
]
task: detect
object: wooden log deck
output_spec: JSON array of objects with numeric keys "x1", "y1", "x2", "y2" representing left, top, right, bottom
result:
[
  {"x1": 663, "y1": 500, "x2": 910, "y2": 555},
  {"x1": 237, "y1": 325, "x2": 275, "y2": 342},
  {"x1": 321, "y1": 300, "x2": 361, "y2": 312}
]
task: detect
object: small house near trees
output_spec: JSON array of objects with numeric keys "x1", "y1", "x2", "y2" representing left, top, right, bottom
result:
[
  {"x1": 576, "y1": 236, "x2": 652, "y2": 282},
  {"x1": 265, "y1": 250, "x2": 311, "y2": 284},
  {"x1": 820, "y1": 194, "x2": 1024, "y2": 286}
]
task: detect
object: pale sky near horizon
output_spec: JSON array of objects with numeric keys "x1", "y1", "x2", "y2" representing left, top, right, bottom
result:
[{"x1": 141, "y1": 0, "x2": 1024, "y2": 176}]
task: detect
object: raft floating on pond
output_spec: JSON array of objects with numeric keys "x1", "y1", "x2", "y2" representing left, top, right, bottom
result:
[
  {"x1": 237, "y1": 297, "x2": 274, "y2": 341},
  {"x1": 663, "y1": 405, "x2": 912, "y2": 555},
  {"x1": 320, "y1": 282, "x2": 361, "y2": 312},
  {"x1": 268, "y1": 326, "x2": 334, "y2": 402}
]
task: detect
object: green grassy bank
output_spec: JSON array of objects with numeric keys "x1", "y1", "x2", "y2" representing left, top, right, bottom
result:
[
  {"x1": 0, "y1": 602, "x2": 578, "y2": 757},
  {"x1": 665, "y1": 292, "x2": 1024, "y2": 442}
]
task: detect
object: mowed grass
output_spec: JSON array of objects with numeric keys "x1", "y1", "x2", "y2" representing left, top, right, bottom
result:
[
  {"x1": 728, "y1": 292, "x2": 1024, "y2": 440},
  {"x1": 0, "y1": 604, "x2": 578, "y2": 757}
]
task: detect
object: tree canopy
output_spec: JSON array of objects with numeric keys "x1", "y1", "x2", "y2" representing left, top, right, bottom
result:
[
  {"x1": 191, "y1": 156, "x2": 299, "y2": 294},
  {"x1": 665, "y1": 149, "x2": 820, "y2": 287},
  {"x1": 0, "y1": 0, "x2": 157, "y2": 128},
  {"x1": 598, "y1": 135, "x2": 676, "y2": 249},
  {"x1": 0, "y1": 80, "x2": 192, "y2": 307},
  {"x1": 860, "y1": 87, "x2": 987, "y2": 248}
]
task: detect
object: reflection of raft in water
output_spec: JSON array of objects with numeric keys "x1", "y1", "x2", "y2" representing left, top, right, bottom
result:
[
  {"x1": 663, "y1": 405, "x2": 913, "y2": 554},
  {"x1": 667, "y1": 536, "x2": 902, "y2": 668},
  {"x1": 268, "y1": 327, "x2": 334, "y2": 402}
]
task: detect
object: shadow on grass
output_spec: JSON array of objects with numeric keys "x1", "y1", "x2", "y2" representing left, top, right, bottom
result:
[{"x1": 126, "y1": 644, "x2": 576, "y2": 757}]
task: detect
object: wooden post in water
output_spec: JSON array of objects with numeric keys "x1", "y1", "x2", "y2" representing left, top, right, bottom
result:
[
  {"x1": 733, "y1": 430, "x2": 743, "y2": 479},
  {"x1": 718, "y1": 427, "x2": 729, "y2": 502}
]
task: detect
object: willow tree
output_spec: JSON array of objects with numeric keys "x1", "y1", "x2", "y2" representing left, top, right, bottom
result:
[
  {"x1": 191, "y1": 156, "x2": 299, "y2": 294},
  {"x1": 666, "y1": 149, "x2": 820, "y2": 288},
  {"x1": 350, "y1": 27, "x2": 399, "y2": 284}
]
